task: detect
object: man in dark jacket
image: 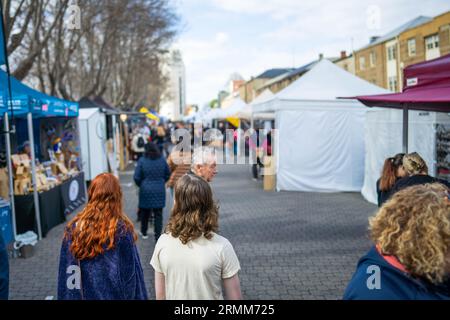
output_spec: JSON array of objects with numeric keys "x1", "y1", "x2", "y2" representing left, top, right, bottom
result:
[{"x1": 0, "y1": 232, "x2": 9, "y2": 300}]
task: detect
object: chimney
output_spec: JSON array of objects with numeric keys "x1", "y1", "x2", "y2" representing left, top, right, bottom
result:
[
  {"x1": 369, "y1": 36, "x2": 380, "y2": 44},
  {"x1": 318, "y1": 53, "x2": 324, "y2": 60},
  {"x1": 340, "y1": 51, "x2": 347, "y2": 59}
]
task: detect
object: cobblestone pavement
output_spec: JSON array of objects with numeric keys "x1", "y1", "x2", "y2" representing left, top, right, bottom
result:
[{"x1": 9, "y1": 164, "x2": 377, "y2": 300}]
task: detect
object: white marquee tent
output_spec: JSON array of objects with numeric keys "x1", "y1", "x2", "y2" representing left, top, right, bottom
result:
[
  {"x1": 201, "y1": 97, "x2": 247, "y2": 125},
  {"x1": 253, "y1": 59, "x2": 389, "y2": 192},
  {"x1": 237, "y1": 89, "x2": 275, "y2": 120}
]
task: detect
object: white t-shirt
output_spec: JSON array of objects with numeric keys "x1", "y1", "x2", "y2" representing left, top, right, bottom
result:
[{"x1": 150, "y1": 232, "x2": 241, "y2": 300}]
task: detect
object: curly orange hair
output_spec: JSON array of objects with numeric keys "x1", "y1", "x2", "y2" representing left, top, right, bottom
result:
[{"x1": 64, "y1": 173, "x2": 136, "y2": 260}]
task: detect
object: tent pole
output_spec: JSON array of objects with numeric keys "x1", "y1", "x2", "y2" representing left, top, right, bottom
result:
[
  {"x1": 402, "y1": 105, "x2": 409, "y2": 153},
  {"x1": 27, "y1": 112, "x2": 42, "y2": 240},
  {"x1": 4, "y1": 112, "x2": 17, "y2": 239},
  {"x1": 111, "y1": 114, "x2": 118, "y2": 177}
]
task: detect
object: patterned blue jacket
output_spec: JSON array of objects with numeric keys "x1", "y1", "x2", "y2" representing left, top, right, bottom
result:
[
  {"x1": 134, "y1": 156, "x2": 170, "y2": 209},
  {"x1": 57, "y1": 224, "x2": 148, "y2": 300}
]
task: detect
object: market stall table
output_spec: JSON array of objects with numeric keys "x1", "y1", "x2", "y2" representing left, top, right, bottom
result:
[{"x1": 15, "y1": 173, "x2": 85, "y2": 237}]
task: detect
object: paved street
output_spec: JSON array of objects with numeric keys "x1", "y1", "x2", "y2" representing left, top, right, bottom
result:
[{"x1": 9, "y1": 164, "x2": 377, "y2": 300}]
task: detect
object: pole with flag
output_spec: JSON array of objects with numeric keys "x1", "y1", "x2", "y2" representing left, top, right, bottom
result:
[{"x1": 0, "y1": 0, "x2": 18, "y2": 240}]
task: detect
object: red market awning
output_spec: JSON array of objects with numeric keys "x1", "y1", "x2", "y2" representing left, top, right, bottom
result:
[
  {"x1": 343, "y1": 53, "x2": 450, "y2": 113},
  {"x1": 351, "y1": 86, "x2": 450, "y2": 112}
]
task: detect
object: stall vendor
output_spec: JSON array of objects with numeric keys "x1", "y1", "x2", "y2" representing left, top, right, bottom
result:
[{"x1": 19, "y1": 141, "x2": 31, "y2": 158}]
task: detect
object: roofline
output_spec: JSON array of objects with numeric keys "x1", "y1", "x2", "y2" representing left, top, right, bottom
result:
[{"x1": 356, "y1": 16, "x2": 433, "y2": 51}]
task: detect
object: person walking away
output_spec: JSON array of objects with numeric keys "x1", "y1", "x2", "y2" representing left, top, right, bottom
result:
[
  {"x1": 248, "y1": 130, "x2": 270, "y2": 181},
  {"x1": 131, "y1": 131, "x2": 146, "y2": 161},
  {"x1": 134, "y1": 142, "x2": 170, "y2": 240},
  {"x1": 167, "y1": 148, "x2": 191, "y2": 198},
  {"x1": 151, "y1": 174, "x2": 242, "y2": 300},
  {"x1": 0, "y1": 232, "x2": 9, "y2": 300},
  {"x1": 155, "y1": 125, "x2": 166, "y2": 155},
  {"x1": 344, "y1": 183, "x2": 450, "y2": 300},
  {"x1": 57, "y1": 173, "x2": 147, "y2": 300},
  {"x1": 376, "y1": 153, "x2": 406, "y2": 207},
  {"x1": 389, "y1": 152, "x2": 450, "y2": 198}
]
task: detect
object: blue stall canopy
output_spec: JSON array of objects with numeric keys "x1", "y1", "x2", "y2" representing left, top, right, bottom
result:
[
  {"x1": 0, "y1": 92, "x2": 39, "y2": 117},
  {"x1": 0, "y1": 70, "x2": 78, "y2": 118}
]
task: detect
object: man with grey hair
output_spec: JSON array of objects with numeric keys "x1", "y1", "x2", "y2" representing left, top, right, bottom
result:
[{"x1": 190, "y1": 146, "x2": 217, "y2": 182}]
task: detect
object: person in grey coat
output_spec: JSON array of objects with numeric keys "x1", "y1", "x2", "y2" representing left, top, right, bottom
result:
[{"x1": 134, "y1": 142, "x2": 170, "y2": 240}]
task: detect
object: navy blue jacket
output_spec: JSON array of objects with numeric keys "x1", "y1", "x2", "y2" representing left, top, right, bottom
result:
[
  {"x1": 344, "y1": 246, "x2": 450, "y2": 300},
  {"x1": 0, "y1": 232, "x2": 8, "y2": 300},
  {"x1": 57, "y1": 224, "x2": 148, "y2": 300},
  {"x1": 134, "y1": 156, "x2": 170, "y2": 209}
]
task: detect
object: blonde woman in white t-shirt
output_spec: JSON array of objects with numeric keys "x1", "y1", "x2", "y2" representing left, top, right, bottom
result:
[{"x1": 150, "y1": 173, "x2": 242, "y2": 300}]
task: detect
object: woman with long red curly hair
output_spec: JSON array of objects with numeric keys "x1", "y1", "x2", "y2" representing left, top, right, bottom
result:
[{"x1": 57, "y1": 173, "x2": 147, "y2": 300}]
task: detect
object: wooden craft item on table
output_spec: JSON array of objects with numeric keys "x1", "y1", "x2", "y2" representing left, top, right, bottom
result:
[{"x1": 0, "y1": 168, "x2": 9, "y2": 200}]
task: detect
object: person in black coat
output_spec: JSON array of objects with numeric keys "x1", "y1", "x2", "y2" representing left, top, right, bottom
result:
[
  {"x1": 376, "y1": 153, "x2": 406, "y2": 207},
  {"x1": 134, "y1": 142, "x2": 170, "y2": 241},
  {"x1": 389, "y1": 152, "x2": 450, "y2": 199},
  {"x1": 0, "y1": 232, "x2": 9, "y2": 300}
]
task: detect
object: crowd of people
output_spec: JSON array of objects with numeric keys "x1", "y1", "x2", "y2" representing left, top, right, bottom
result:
[
  {"x1": 1, "y1": 121, "x2": 449, "y2": 301},
  {"x1": 57, "y1": 138, "x2": 233, "y2": 300}
]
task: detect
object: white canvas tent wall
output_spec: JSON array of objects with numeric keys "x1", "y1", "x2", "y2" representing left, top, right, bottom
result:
[
  {"x1": 253, "y1": 59, "x2": 389, "y2": 192},
  {"x1": 362, "y1": 108, "x2": 450, "y2": 204},
  {"x1": 78, "y1": 108, "x2": 108, "y2": 181}
]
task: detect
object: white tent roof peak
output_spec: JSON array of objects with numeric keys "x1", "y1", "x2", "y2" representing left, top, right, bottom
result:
[
  {"x1": 274, "y1": 58, "x2": 389, "y2": 101},
  {"x1": 250, "y1": 89, "x2": 274, "y2": 106}
]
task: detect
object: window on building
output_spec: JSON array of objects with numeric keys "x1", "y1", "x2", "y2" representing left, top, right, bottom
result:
[
  {"x1": 425, "y1": 34, "x2": 440, "y2": 60},
  {"x1": 359, "y1": 56, "x2": 365, "y2": 70},
  {"x1": 387, "y1": 45, "x2": 397, "y2": 61},
  {"x1": 407, "y1": 38, "x2": 416, "y2": 56},
  {"x1": 369, "y1": 51, "x2": 376, "y2": 67},
  {"x1": 425, "y1": 34, "x2": 439, "y2": 50},
  {"x1": 388, "y1": 76, "x2": 398, "y2": 92}
]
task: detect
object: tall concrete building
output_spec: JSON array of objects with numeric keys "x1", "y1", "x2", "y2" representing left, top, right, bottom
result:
[{"x1": 160, "y1": 50, "x2": 186, "y2": 121}]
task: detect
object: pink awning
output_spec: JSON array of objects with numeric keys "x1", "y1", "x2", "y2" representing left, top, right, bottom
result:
[{"x1": 343, "y1": 53, "x2": 450, "y2": 113}]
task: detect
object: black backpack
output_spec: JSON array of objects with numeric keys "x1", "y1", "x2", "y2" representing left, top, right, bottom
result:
[{"x1": 137, "y1": 136, "x2": 145, "y2": 148}]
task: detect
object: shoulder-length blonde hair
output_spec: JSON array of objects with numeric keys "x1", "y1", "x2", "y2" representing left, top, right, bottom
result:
[
  {"x1": 370, "y1": 183, "x2": 450, "y2": 284},
  {"x1": 64, "y1": 173, "x2": 136, "y2": 260},
  {"x1": 166, "y1": 173, "x2": 219, "y2": 244}
]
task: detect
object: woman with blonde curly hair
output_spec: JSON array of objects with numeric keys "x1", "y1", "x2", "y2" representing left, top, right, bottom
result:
[
  {"x1": 344, "y1": 183, "x2": 450, "y2": 300},
  {"x1": 150, "y1": 173, "x2": 242, "y2": 300},
  {"x1": 57, "y1": 173, "x2": 147, "y2": 300}
]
